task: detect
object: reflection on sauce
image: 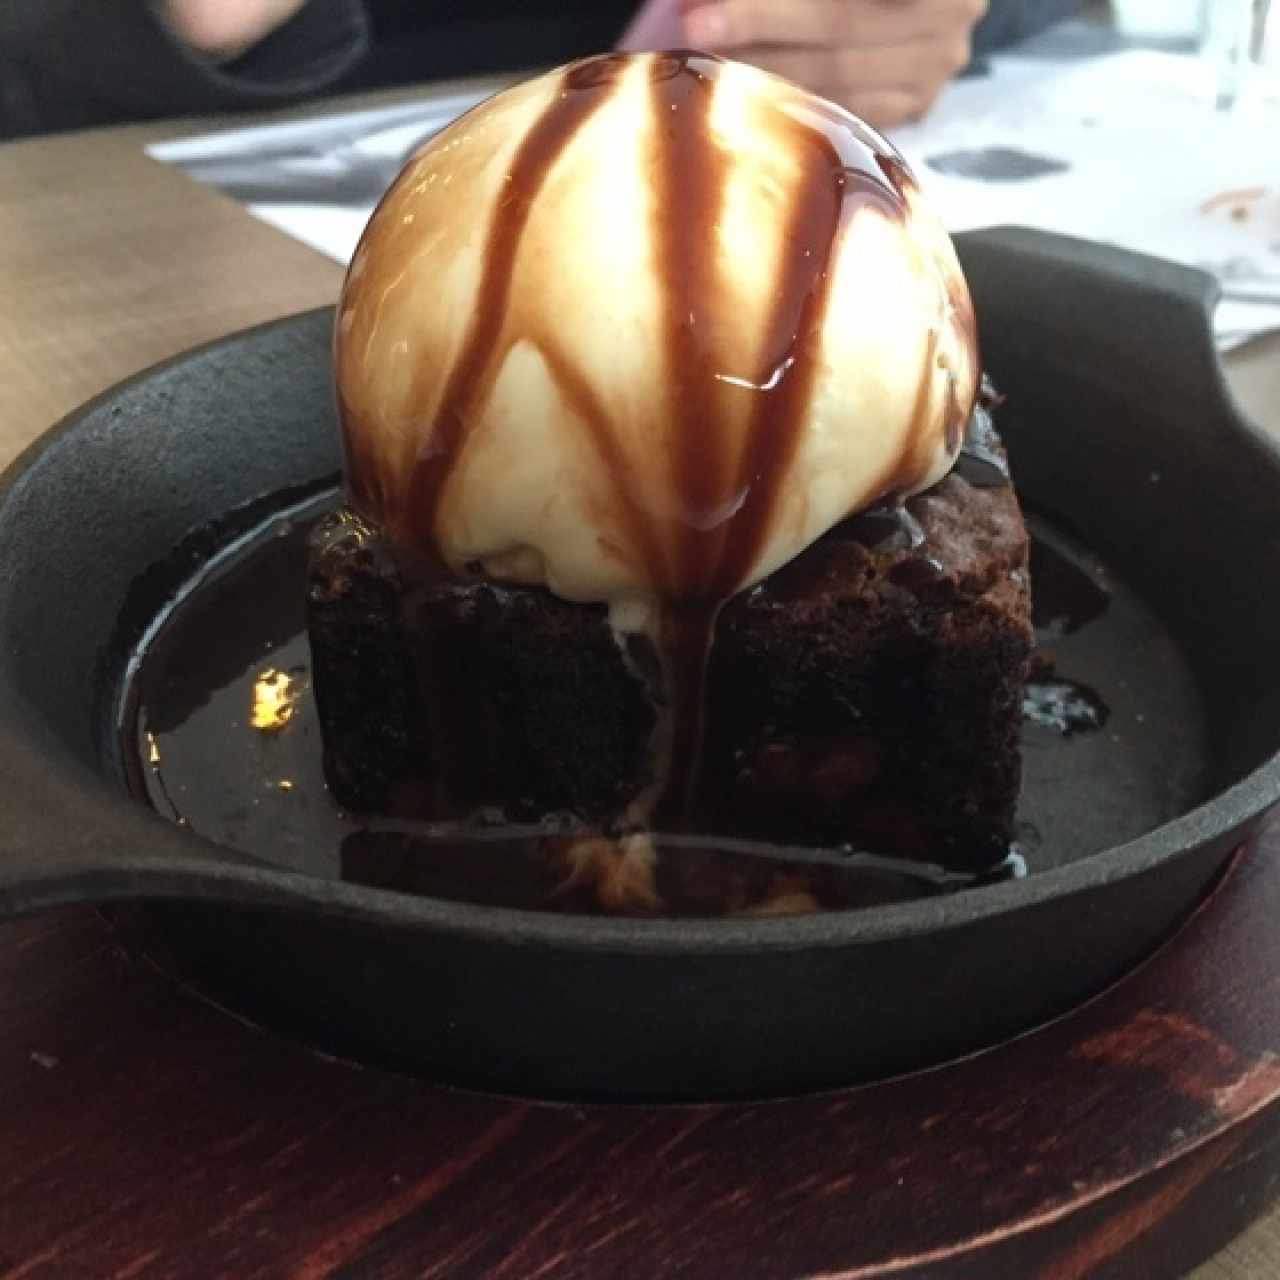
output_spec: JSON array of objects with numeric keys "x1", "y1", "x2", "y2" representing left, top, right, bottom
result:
[
  {"x1": 339, "y1": 826, "x2": 1019, "y2": 916},
  {"x1": 1022, "y1": 679, "x2": 1109, "y2": 736},
  {"x1": 250, "y1": 667, "x2": 307, "y2": 734}
]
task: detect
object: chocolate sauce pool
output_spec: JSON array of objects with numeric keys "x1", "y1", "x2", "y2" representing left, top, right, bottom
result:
[{"x1": 119, "y1": 490, "x2": 1206, "y2": 915}]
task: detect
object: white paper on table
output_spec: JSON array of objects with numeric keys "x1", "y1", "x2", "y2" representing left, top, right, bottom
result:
[
  {"x1": 892, "y1": 49, "x2": 1280, "y2": 350},
  {"x1": 148, "y1": 90, "x2": 491, "y2": 262},
  {"x1": 148, "y1": 48, "x2": 1280, "y2": 348}
]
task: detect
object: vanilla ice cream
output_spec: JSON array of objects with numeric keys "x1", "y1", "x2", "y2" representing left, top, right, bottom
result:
[{"x1": 335, "y1": 52, "x2": 978, "y2": 619}]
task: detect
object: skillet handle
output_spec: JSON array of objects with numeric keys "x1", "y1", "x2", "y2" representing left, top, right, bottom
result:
[
  {"x1": 957, "y1": 226, "x2": 1280, "y2": 802},
  {"x1": 0, "y1": 731, "x2": 276, "y2": 922},
  {"x1": 956, "y1": 224, "x2": 1229, "y2": 415}
]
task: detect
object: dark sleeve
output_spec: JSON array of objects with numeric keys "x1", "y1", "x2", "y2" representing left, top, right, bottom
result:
[
  {"x1": 0, "y1": 0, "x2": 369, "y2": 141},
  {"x1": 972, "y1": 0, "x2": 1085, "y2": 55}
]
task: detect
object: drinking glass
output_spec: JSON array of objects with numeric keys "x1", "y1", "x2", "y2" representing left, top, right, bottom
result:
[{"x1": 1203, "y1": 0, "x2": 1277, "y2": 111}]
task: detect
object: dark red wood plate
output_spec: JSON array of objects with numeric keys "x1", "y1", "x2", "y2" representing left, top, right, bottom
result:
[{"x1": 1, "y1": 819, "x2": 1276, "y2": 1277}]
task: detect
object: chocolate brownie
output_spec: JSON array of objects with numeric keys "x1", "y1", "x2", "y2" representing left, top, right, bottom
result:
[
  {"x1": 307, "y1": 402, "x2": 1032, "y2": 891},
  {"x1": 703, "y1": 455, "x2": 1030, "y2": 872}
]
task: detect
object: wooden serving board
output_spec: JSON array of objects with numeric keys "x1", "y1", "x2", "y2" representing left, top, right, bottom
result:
[{"x1": 0, "y1": 819, "x2": 1276, "y2": 1278}]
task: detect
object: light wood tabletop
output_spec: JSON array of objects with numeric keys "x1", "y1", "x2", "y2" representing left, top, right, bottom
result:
[{"x1": 0, "y1": 88, "x2": 1277, "y2": 1279}]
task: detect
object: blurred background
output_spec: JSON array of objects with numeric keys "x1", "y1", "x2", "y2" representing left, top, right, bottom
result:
[
  {"x1": 1, "y1": 0, "x2": 1276, "y2": 346},
  {"x1": 42, "y1": 0, "x2": 1259, "y2": 352}
]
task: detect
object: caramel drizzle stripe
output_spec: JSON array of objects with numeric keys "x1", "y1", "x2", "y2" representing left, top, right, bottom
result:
[
  {"x1": 647, "y1": 55, "x2": 729, "y2": 823},
  {"x1": 713, "y1": 124, "x2": 849, "y2": 596},
  {"x1": 402, "y1": 56, "x2": 629, "y2": 551},
  {"x1": 537, "y1": 345, "x2": 668, "y2": 589},
  {"x1": 649, "y1": 54, "x2": 731, "y2": 599}
]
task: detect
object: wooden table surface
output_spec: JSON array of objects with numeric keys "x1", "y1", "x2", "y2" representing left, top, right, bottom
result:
[{"x1": 1, "y1": 92, "x2": 1279, "y2": 1279}]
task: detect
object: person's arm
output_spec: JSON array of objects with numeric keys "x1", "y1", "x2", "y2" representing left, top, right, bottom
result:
[
  {"x1": 159, "y1": 0, "x2": 313, "y2": 61},
  {"x1": 0, "y1": 0, "x2": 369, "y2": 141},
  {"x1": 682, "y1": 0, "x2": 988, "y2": 128},
  {"x1": 970, "y1": 0, "x2": 1088, "y2": 57}
]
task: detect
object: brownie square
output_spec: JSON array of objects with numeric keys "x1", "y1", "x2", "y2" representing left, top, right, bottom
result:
[
  {"x1": 308, "y1": 421, "x2": 1031, "y2": 889},
  {"x1": 703, "y1": 470, "x2": 1031, "y2": 872}
]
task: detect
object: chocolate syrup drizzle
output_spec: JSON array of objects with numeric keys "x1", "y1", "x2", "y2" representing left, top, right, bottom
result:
[
  {"x1": 400, "y1": 55, "x2": 632, "y2": 552},
  {"x1": 844, "y1": 377, "x2": 1010, "y2": 554},
  {"x1": 952, "y1": 376, "x2": 1010, "y2": 489},
  {"x1": 338, "y1": 53, "x2": 979, "y2": 826}
]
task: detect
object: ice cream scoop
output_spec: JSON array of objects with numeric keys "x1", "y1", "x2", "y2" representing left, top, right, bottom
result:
[{"x1": 335, "y1": 52, "x2": 978, "y2": 618}]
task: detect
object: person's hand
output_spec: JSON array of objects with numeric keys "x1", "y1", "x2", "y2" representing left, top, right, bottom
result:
[
  {"x1": 681, "y1": 0, "x2": 988, "y2": 128},
  {"x1": 159, "y1": 0, "x2": 309, "y2": 60}
]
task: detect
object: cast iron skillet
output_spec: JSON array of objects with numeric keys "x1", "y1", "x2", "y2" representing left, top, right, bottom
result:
[{"x1": 0, "y1": 227, "x2": 1278, "y2": 1102}]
